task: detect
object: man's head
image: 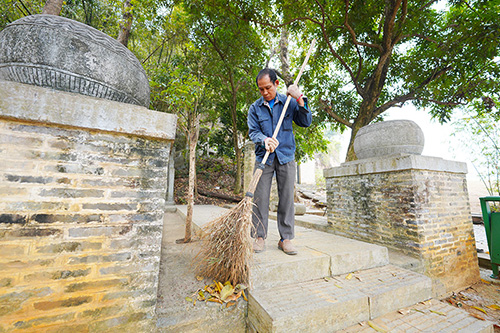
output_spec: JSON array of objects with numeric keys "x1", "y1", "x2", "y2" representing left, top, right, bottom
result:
[{"x1": 256, "y1": 68, "x2": 279, "y2": 102}]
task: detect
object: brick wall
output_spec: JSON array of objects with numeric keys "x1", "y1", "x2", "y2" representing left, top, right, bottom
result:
[
  {"x1": 325, "y1": 155, "x2": 479, "y2": 295},
  {"x1": 0, "y1": 81, "x2": 176, "y2": 331}
]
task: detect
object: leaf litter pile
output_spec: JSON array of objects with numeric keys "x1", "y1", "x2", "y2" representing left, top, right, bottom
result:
[{"x1": 185, "y1": 278, "x2": 248, "y2": 308}]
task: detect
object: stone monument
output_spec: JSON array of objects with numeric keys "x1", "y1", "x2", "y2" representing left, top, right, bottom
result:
[
  {"x1": 324, "y1": 120, "x2": 479, "y2": 296},
  {"x1": 0, "y1": 15, "x2": 175, "y2": 332},
  {"x1": 0, "y1": 14, "x2": 150, "y2": 107}
]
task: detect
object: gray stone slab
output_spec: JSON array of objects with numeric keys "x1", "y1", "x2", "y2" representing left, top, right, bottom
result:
[
  {"x1": 324, "y1": 154, "x2": 467, "y2": 178},
  {"x1": 248, "y1": 279, "x2": 369, "y2": 332},
  {"x1": 251, "y1": 239, "x2": 330, "y2": 290},
  {"x1": 0, "y1": 81, "x2": 176, "y2": 140},
  {"x1": 333, "y1": 265, "x2": 432, "y2": 319},
  {"x1": 339, "y1": 299, "x2": 494, "y2": 333}
]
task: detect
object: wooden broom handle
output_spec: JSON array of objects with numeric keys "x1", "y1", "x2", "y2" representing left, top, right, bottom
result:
[{"x1": 260, "y1": 38, "x2": 316, "y2": 166}]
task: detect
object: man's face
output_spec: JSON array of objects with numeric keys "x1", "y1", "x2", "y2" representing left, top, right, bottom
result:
[{"x1": 257, "y1": 75, "x2": 279, "y2": 102}]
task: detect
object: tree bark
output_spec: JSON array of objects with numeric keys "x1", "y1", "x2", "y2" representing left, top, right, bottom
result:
[
  {"x1": 229, "y1": 77, "x2": 242, "y2": 194},
  {"x1": 41, "y1": 0, "x2": 63, "y2": 15},
  {"x1": 117, "y1": 0, "x2": 133, "y2": 47},
  {"x1": 184, "y1": 114, "x2": 200, "y2": 243}
]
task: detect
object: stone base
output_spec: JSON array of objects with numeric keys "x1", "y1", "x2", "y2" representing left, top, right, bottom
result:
[{"x1": 324, "y1": 154, "x2": 480, "y2": 296}]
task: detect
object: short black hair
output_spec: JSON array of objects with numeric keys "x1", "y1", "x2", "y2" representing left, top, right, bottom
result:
[{"x1": 256, "y1": 68, "x2": 277, "y2": 86}]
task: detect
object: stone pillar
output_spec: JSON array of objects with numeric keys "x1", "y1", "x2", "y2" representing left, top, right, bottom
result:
[
  {"x1": 0, "y1": 81, "x2": 176, "y2": 332},
  {"x1": 325, "y1": 127, "x2": 480, "y2": 296}
]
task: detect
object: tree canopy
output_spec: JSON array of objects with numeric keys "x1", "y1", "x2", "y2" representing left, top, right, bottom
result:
[{"x1": 207, "y1": 0, "x2": 500, "y2": 160}]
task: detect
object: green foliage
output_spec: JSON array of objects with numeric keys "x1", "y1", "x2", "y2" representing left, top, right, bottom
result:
[
  {"x1": 207, "y1": 0, "x2": 500, "y2": 161},
  {"x1": 452, "y1": 102, "x2": 500, "y2": 196}
]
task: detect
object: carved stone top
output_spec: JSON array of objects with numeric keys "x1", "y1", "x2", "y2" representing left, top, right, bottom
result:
[
  {"x1": 353, "y1": 119, "x2": 425, "y2": 160},
  {"x1": 0, "y1": 14, "x2": 150, "y2": 107}
]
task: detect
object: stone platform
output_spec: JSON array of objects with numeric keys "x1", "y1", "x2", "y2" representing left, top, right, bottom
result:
[{"x1": 169, "y1": 205, "x2": 493, "y2": 332}]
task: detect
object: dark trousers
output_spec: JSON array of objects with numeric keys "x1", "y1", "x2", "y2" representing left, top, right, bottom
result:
[{"x1": 252, "y1": 159, "x2": 296, "y2": 240}]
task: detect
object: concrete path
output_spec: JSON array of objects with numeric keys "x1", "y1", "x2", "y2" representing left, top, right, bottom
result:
[{"x1": 168, "y1": 205, "x2": 493, "y2": 332}]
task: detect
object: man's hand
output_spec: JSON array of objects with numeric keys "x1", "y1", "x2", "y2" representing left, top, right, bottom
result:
[
  {"x1": 264, "y1": 137, "x2": 279, "y2": 153},
  {"x1": 287, "y1": 84, "x2": 302, "y2": 100}
]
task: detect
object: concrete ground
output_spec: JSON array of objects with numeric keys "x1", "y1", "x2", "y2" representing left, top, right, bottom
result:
[
  {"x1": 157, "y1": 205, "x2": 500, "y2": 332},
  {"x1": 155, "y1": 211, "x2": 246, "y2": 332}
]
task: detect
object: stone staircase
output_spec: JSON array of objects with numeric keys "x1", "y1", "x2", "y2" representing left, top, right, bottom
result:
[{"x1": 175, "y1": 206, "x2": 494, "y2": 332}]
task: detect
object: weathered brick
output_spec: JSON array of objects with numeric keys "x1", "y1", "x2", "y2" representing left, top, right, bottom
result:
[
  {"x1": 13, "y1": 312, "x2": 75, "y2": 329},
  {"x1": 36, "y1": 241, "x2": 101, "y2": 253},
  {"x1": 39, "y1": 188, "x2": 104, "y2": 198},
  {"x1": 1, "y1": 201, "x2": 70, "y2": 211},
  {"x1": 68, "y1": 225, "x2": 132, "y2": 238},
  {"x1": 0, "y1": 287, "x2": 53, "y2": 316},
  {"x1": 5, "y1": 174, "x2": 54, "y2": 184},
  {"x1": 33, "y1": 296, "x2": 92, "y2": 311},
  {"x1": 32, "y1": 214, "x2": 102, "y2": 224},
  {"x1": 1, "y1": 227, "x2": 62, "y2": 238},
  {"x1": 64, "y1": 278, "x2": 128, "y2": 293},
  {"x1": 82, "y1": 203, "x2": 137, "y2": 211},
  {"x1": 78, "y1": 305, "x2": 125, "y2": 319},
  {"x1": 0, "y1": 214, "x2": 27, "y2": 224},
  {"x1": 24, "y1": 268, "x2": 91, "y2": 282}
]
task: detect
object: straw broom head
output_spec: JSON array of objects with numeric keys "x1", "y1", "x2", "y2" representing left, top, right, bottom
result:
[{"x1": 194, "y1": 196, "x2": 254, "y2": 285}]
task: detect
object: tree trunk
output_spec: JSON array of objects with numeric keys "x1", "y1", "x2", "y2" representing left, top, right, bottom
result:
[
  {"x1": 184, "y1": 115, "x2": 200, "y2": 243},
  {"x1": 279, "y1": 27, "x2": 293, "y2": 85},
  {"x1": 345, "y1": 96, "x2": 381, "y2": 161},
  {"x1": 117, "y1": 0, "x2": 133, "y2": 47},
  {"x1": 229, "y1": 80, "x2": 242, "y2": 194},
  {"x1": 41, "y1": 0, "x2": 63, "y2": 15}
]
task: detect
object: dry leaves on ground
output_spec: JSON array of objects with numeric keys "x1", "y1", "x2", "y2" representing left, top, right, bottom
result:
[{"x1": 185, "y1": 279, "x2": 247, "y2": 308}]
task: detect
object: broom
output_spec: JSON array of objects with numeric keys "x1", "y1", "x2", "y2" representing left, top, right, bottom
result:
[{"x1": 195, "y1": 39, "x2": 316, "y2": 286}]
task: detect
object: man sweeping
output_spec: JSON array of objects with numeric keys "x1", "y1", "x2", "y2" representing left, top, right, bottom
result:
[{"x1": 247, "y1": 68, "x2": 312, "y2": 255}]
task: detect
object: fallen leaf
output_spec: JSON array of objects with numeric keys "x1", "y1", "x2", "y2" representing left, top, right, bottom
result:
[
  {"x1": 355, "y1": 276, "x2": 363, "y2": 282},
  {"x1": 234, "y1": 284, "x2": 247, "y2": 292},
  {"x1": 208, "y1": 298, "x2": 223, "y2": 304},
  {"x1": 480, "y1": 279, "x2": 491, "y2": 284},
  {"x1": 197, "y1": 290, "x2": 206, "y2": 301},
  {"x1": 472, "y1": 306, "x2": 487, "y2": 314},
  {"x1": 242, "y1": 290, "x2": 248, "y2": 302},
  {"x1": 346, "y1": 273, "x2": 353, "y2": 280},
  {"x1": 220, "y1": 284, "x2": 234, "y2": 302},
  {"x1": 469, "y1": 313, "x2": 485, "y2": 321},
  {"x1": 487, "y1": 304, "x2": 500, "y2": 310},
  {"x1": 226, "y1": 301, "x2": 236, "y2": 308},
  {"x1": 335, "y1": 284, "x2": 343, "y2": 289},
  {"x1": 224, "y1": 281, "x2": 231, "y2": 286},
  {"x1": 196, "y1": 276, "x2": 204, "y2": 281},
  {"x1": 413, "y1": 309, "x2": 426, "y2": 314},
  {"x1": 367, "y1": 320, "x2": 388, "y2": 333},
  {"x1": 430, "y1": 310, "x2": 446, "y2": 316},
  {"x1": 185, "y1": 296, "x2": 193, "y2": 303}
]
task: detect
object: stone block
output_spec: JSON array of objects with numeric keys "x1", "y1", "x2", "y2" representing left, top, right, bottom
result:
[
  {"x1": 248, "y1": 279, "x2": 369, "y2": 332},
  {"x1": 33, "y1": 296, "x2": 92, "y2": 311}
]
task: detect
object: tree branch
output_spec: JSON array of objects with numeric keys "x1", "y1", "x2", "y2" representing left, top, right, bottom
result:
[{"x1": 319, "y1": 99, "x2": 353, "y2": 127}]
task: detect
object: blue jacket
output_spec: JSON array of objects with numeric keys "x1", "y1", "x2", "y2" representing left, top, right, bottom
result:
[{"x1": 248, "y1": 92, "x2": 312, "y2": 165}]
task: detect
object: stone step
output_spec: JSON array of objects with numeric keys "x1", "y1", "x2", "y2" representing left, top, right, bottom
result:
[
  {"x1": 248, "y1": 265, "x2": 432, "y2": 332},
  {"x1": 339, "y1": 298, "x2": 494, "y2": 333},
  {"x1": 251, "y1": 225, "x2": 389, "y2": 290},
  {"x1": 178, "y1": 205, "x2": 390, "y2": 290}
]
